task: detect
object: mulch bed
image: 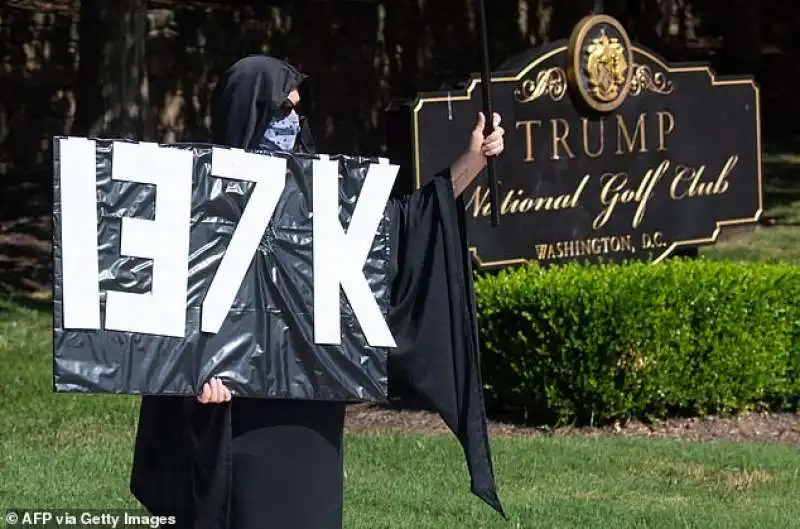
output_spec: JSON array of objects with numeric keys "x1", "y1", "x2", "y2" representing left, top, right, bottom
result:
[
  {"x1": 346, "y1": 404, "x2": 800, "y2": 445},
  {"x1": 0, "y1": 215, "x2": 51, "y2": 296}
]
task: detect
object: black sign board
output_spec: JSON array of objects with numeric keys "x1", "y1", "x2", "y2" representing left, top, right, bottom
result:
[
  {"x1": 53, "y1": 139, "x2": 397, "y2": 400},
  {"x1": 386, "y1": 15, "x2": 763, "y2": 268}
]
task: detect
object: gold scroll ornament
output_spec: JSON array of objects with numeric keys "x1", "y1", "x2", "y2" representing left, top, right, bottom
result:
[{"x1": 515, "y1": 16, "x2": 674, "y2": 105}]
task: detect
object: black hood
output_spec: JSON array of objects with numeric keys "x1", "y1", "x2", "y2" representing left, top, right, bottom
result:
[{"x1": 211, "y1": 55, "x2": 313, "y2": 152}]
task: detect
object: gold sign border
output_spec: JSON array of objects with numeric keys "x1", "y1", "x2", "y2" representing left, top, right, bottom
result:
[
  {"x1": 410, "y1": 46, "x2": 764, "y2": 268},
  {"x1": 567, "y1": 14, "x2": 635, "y2": 113}
]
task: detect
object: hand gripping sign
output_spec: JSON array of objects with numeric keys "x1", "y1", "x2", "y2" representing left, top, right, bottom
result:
[{"x1": 52, "y1": 138, "x2": 399, "y2": 401}]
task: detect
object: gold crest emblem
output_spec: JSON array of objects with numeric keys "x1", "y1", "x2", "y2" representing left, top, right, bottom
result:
[
  {"x1": 585, "y1": 29, "x2": 628, "y2": 102},
  {"x1": 567, "y1": 15, "x2": 634, "y2": 112}
]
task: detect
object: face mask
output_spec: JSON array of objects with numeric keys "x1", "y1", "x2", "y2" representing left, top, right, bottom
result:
[{"x1": 259, "y1": 111, "x2": 301, "y2": 152}]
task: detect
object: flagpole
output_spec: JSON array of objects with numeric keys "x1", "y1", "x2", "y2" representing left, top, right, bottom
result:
[{"x1": 475, "y1": 0, "x2": 500, "y2": 227}]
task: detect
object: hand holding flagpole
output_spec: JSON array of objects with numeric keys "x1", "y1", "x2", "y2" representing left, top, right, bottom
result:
[{"x1": 475, "y1": 0, "x2": 501, "y2": 227}]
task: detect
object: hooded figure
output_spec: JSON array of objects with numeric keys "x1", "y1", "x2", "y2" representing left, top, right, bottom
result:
[
  {"x1": 130, "y1": 55, "x2": 506, "y2": 529},
  {"x1": 210, "y1": 55, "x2": 316, "y2": 154}
]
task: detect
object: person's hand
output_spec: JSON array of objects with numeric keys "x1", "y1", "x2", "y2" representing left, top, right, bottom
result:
[
  {"x1": 196, "y1": 377, "x2": 232, "y2": 404},
  {"x1": 449, "y1": 112, "x2": 506, "y2": 197},
  {"x1": 469, "y1": 112, "x2": 505, "y2": 159}
]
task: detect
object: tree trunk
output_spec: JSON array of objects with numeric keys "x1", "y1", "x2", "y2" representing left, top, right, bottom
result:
[
  {"x1": 719, "y1": 0, "x2": 762, "y2": 76},
  {"x1": 72, "y1": 0, "x2": 153, "y2": 140}
]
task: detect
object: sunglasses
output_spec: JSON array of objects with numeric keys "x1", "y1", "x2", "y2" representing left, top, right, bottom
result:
[{"x1": 276, "y1": 99, "x2": 301, "y2": 119}]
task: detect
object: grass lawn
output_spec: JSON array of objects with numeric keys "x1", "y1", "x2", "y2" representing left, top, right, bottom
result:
[
  {"x1": 701, "y1": 152, "x2": 800, "y2": 263},
  {"x1": 2, "y1": 299, "x2": 799, "y2": 528}
]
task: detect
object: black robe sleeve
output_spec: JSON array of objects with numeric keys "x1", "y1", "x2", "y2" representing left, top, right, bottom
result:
[{"x1": 386, "y1": 170, "x2": 505, "y2": 518}]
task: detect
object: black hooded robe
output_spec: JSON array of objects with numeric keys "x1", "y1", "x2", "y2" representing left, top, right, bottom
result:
[{"x1": 130, "y1": 55, "x2": 505, "y2": 529}]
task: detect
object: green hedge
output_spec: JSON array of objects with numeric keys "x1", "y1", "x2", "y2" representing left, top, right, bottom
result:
[{"x1": 475, "y1": 259, "x2": 800, "y2": 425}]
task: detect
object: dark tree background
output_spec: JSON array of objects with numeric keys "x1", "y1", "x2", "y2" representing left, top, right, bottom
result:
[
  {"x1": 0, "y1": 0, "x2": 796, "y2": 297},
  {"x1": 72, "y1": 0, "x2": 152, "y2": 140},
  {"x1": 1, "y1": 0, "x2": 796, "y2": 175}
]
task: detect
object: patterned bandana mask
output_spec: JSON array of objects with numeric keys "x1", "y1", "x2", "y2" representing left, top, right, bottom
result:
[{"x1": 259, "y1": 111, "x2": 301, "y2": 152}]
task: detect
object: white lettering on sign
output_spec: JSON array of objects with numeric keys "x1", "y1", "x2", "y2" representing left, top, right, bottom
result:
[
  {"x1": 312, "y1": 158, "x2": 398, "y2": 347},
  {"x1": 104, "y1": 141, "x2": 194, "y2": 337},
  {"x1": 201, "y1": 147, "x2": 287, "y2": 334},
  {"x1": 58, "y1": 137, "x2": 101, "y2": 330},
  {"x1": 56, "y1": 138, "x2": 399, "y2": 347}
]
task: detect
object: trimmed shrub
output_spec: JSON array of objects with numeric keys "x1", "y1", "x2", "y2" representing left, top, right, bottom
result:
[{"x1": 475, "y1": 259, "x2": 800, "y2": 425}]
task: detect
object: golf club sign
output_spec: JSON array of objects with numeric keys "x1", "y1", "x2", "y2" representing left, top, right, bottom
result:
[{"x1": 397, "y1": 14, "x2": 762, "y2": 268}]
